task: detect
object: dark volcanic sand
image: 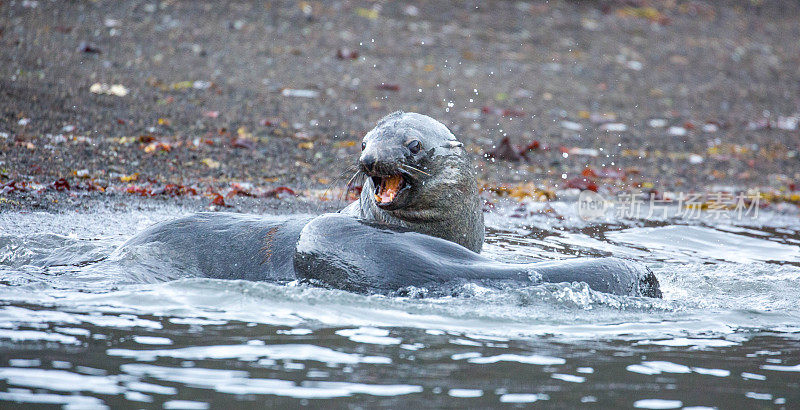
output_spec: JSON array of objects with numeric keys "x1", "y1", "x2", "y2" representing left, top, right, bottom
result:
[{"x1": 1, "y1": 0, "x2": 799, "y2": 212}]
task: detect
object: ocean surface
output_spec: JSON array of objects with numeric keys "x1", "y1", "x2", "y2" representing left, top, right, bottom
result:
[{"x1": 1, "y1": 201, "x2": 798, "y2": 408}]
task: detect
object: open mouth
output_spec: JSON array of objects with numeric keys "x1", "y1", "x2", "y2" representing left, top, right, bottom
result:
[{"x1": 372, "y1": 174, "x2": 409, "y2": 206}]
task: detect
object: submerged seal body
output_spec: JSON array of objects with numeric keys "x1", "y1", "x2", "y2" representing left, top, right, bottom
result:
[{"x1": 120, "y1": 112, "x2": 662, "y2": 298}]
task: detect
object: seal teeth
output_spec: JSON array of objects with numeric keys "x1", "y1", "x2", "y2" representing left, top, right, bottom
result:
[{"x1": 374, "y1": 175, "x2": 403, "y2": 204}]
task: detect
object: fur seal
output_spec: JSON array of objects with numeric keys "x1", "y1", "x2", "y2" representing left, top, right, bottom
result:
[
  {"x1": 341, "y1": 111, "x2": 483, "y2": 252},
  {"x1": 120, "y1": 112, "x2": 662, "y2": 298}
]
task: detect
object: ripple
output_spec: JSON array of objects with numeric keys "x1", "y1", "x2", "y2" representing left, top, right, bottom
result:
[
  {"x1": 635, "y1": 337, "x2": 738, "y2": 349},
  {"x1": 124, "y1": 381, "x2": 178, "y2": 395},
  {"x1": 633, "y1": 399, "x2": 683, "y2": 409},
  {"x1": 466, "y1": 354, "x2": 566, "y2": 365},
  {"x1": 108, "y1": 343, "x2": 391, "y2": 364},
  {"x1": 448, "y1": 389, "x2": 483, "y2": 398},
  {"x1": 499, "y1": 393, "x2": 549, "y2": 403},
  {"x1": 761, "y1": 363, "x2": 800, "y2": 372},
  {"x1": 633, "y1": 361, "x2": 692, "y2": 374},
  {"x1": 551, "y1": 373, "x2": 586, "y2": 383},
  {"x1": 745, "y1": 392, "x2": 772, "y2": 401},
  {"x1": 133, "y1": 335, "x2": 173, "y2": 345},
  {"x1": 608, "y1": 225, "x2": 800, "y2": 264},
  {"x1": 740, "y1": 372, "x2": 766, "y2": 380},
  {"x1": 2, "y1": 205, "x2": 800, "y2": 407},
  {"x1": 335, "y1": 327, "x2": 402, "y2": 345},
  {"x1": 691, "y1": 367, "x2": 730, "y2": 377},
  {"x1": 0, "y1": 368, "x2": 124, "y2": 394},
  {"x1": 0, "y1": 329, "x2": 79, "y2": 345},
  {"x1": 0, "y1": 391, "x2": 106, "y2": 408},
  {"x1": 163, "y1": 400, "x2": 210, "y2": 409},
  {"x1": 120, "y1": 364, "x2": 422, "y2": 399}
]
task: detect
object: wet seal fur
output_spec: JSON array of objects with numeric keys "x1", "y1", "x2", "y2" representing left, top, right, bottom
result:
[
  {"x1": 341, "y1": 111, "x2": 483, "y2": 252},
  {"x1": 121, "y1": 112, "x2": 662, "y2": 298}
]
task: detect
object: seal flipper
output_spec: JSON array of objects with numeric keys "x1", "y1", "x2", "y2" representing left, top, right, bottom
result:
[{"x1": 527, "y1": 258, "x2": 662, "y2": 298}]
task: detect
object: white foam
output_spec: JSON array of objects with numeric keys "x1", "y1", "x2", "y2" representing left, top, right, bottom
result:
[
  {"x1": 467, "y1": 354, "x2": 565, "y2": 365},
  {"x1": 79, "y1": 314, "x2": 162, "y2": 329},
  {"x1": 310, "y1": 381, "x2": 422, "y2": 396},
  {"x1": 627, "y1": 364, "x2": 661, "y2": 375},
  {"x1": 448, "y1": 388, "x2": 483, "y2": 398},
  {"x1": 8, "y1": 359, "x2": 40, "y2": 367},
  {"x1": 626, "y1": 361, "x2": 694, "y2": 375},
  {"x1": 54, "y1": 327, "x2": 91, "y2": 337},
  {"x1": 551, "y1": 373, "x2": 585, "y2": 383},
  {"x1": 109, "y1": 344, "x2": 390, "y2": 364},
  {"x1": 451, "y1": 352, "x2": 481, "y2": 361},
  {"x1": 336, "y1": 327, "x2": 401, "y2": 345},
  {"x1": 124, "y1": 391, "x2": 152, "y2": 403},
  {"x1": 449, "y1": 338, "x2": 482, "y2": 346},
  {"x1": 0, "y1": 368, "x2": 124, "y2": 394},
  {"x1": 121, "y1": 364, "x2": 421, "y2": 399},
  {"x1": 741, "y1": 372, "x2": 766, "y2": 380},
  {"x1": 633, "y1": 399, "x2": 682, "y2": 409},
  {"x1": 691, "y1": 367, "x2": 730, "y2": 377},
  {"x1": 168, "y1": 317, "x2": 228, "y2": 326},
  {"x1": 761, "y1": 363, "x2": 800, "y2": 372},
  {"x1": 163, "y1": 400, "x2": 210, "y2": 409},
  {"x1": 745, "y1": 392, "x2": 772, "y2": 401},
  {"x1": 636, "y1": 338, "x2": 738, "y2": 349},
  {"x1": 400, "y1": 343, "x2": 424, "y2": 351},
  {"x1": 0, "y1": 391, "x2": 106, "y2": 408},
  {"x1": 499, "y1": 393, "x2": 548, "y2": 403},
  {"x1": 125, "y1": 381, "x2": 178, "y2": 395},
  {"x1": 608, "y1": 225, "x2": 800, "y2": 264},
  {"x1": 133, "y1": 336, "x2": 173, "y2": 345},
  {"x1": 0, "y1": 330, "x2": 79, "y2": 345}
]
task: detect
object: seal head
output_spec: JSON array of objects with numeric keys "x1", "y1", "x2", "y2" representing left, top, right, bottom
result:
[{"x1": 341, "y1": 112, "x2": 484, "y2": 253}]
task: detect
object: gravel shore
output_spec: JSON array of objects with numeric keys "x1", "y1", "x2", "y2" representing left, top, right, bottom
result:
[{"x1": 2, "y1": 0, "x2": 799, "y2": 212}]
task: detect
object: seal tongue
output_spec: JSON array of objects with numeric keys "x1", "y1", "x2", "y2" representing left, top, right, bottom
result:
[{"x1": 375, "y1": 175, "x2": 402, "y2": 203}]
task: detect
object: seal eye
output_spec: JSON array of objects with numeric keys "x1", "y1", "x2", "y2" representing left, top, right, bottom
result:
[
  {"x1": 361, "y1": 141, "x2": 366, "y2": 151},
  {"x1": 407, "y1": 140, "x2": 422, "y2": 154}
]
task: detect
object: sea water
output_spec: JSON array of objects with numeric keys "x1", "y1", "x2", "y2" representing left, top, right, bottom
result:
[{"x1": 0, "y1": 201, "x2": 798, "y2": 408}]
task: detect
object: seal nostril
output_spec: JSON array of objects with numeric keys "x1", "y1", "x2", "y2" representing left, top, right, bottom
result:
[{"x1": 361, "y1": 155, "x2": 376, "y2": 172}]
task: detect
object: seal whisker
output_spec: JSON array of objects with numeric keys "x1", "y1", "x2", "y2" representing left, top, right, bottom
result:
[
  {"x1": 400, "y1": 163, "x2": 431, "y2": 176},
  {"x1": 316, "y1": 164, "x2": 359, "y2": 212},
  {"x1": 343, "y1": 170, "x2": 366, "y2": 202},
  {"x1": 344, "y1": 170, "x2": 361, "y2": 190}
]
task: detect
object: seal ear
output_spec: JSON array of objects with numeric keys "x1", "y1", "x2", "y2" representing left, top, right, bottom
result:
[{"x1": 442, "y1": 140, "x2": 463, "y2": 149}]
